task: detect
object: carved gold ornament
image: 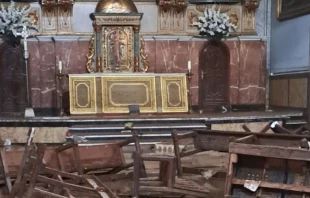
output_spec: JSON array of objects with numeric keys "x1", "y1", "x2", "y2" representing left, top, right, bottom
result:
[
  {"x1": 96, "y1": 57, "x2": 102, "y2": 72},
  {"x1": 188, "y1": 12, "x2": 199, "y2": 27},
  {"x1": 174, "y1": 0, "x2": 187, "y2": 14},
  {"x1": 229, "y1": 13, "x2": 238, "y2": 26},
  {"x1": 95, "y1": 0, "x2": 138, "y2": 13},
  {"x1": 86, "y1": 35, "x2": 95, "y2": 73},
  {"x1": 58, "y1": 0, "x2": 74, "y2": 12},
  {"x1": 140, "y1": 36, "x2": 149, "y2": 73},
  {"x1": 134, "y1": 56, "x2": 139, "y2": 72},
  {"x1": 158, "y1": 0, "x2": 187, "y2": 13},
  {"x1": 196, "y1": 5, "x2": 231, "y2": 13},
  {"x1": 159, "y1": 0, "x2": 174, "y2": 12},
  {"x1": 41, "y1": 0, "x2": 57, "y2": 12},
  {"x1": 244, "y1": 0, "x2": 259, "y2": 15},
  {"x1": 28, "y1": 10, "x2": 39, "y2": 26}
]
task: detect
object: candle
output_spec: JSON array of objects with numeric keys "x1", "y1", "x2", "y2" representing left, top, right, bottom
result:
[
  {"x1": 188, "y1": 61, "x2": 191, "y2": 72},
  {"x1": 59, "y1": 61, "x2": 62, "y2": 74}
]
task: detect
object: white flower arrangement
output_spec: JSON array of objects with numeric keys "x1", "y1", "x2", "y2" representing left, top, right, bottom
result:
[
  {"x1": 0, "y1": 2, "x2": 37, "y2": 37},
  {"x1": 193, "y1": 5, "x2": 237, "y2": 38}
]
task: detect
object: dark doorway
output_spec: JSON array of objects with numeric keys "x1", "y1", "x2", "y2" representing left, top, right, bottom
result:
[
  {"x1": 0, "y1": 43, "x2": 28, "y2": 117},
  {"x1": 198, "y1": 40, "x2": 230, "y2": 112}
]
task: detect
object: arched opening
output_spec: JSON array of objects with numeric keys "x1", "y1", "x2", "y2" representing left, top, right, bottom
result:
[
  {"x1": 198, "y1": 40, "x2": 230, "y2": 112},
  {"x1": 0, "y1": 43, "x2": 27, "y2": 117}
]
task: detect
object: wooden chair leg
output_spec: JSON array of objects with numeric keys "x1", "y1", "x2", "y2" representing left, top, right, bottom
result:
[
  {"x1": 133, "y1": 132, "x2": 147, "y2": 177},
  {"x1": 9, "y1": 146, "x2": 35, "y2": 198},
  {"x1": 159, "y1": 158, "x2": 175, "y2": 188},
  {"x1": 224, "y1": 153, "x2": 238, "y2": 197},
  {"x1": 25, "y1": 144, "x2": 46, "y2": 198},
  {"x1": 72, "y1": 140, "x2": 83, "y2": 176},
  {"x1": 259, "y1": 122, "x2": 272, "y2": 133},
  {"x1": 172, "y1": 131, "x2": 183, "y2": 177},
  {"x1": 132, "y1": 152, "x2": 141, "y2": 198},
  {"x1": 241, "y1": 124, "x2": 252, "y2": 132},
  {"x1": 9, "y1": 128, "x2": 35, "y2": 198},
  {"x1": 0, "y1": 149, "x2": 12, "y2": 193}
]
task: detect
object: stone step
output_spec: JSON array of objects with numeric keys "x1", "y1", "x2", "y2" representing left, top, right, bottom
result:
[
  {"x1": 67, "y1": 122, "x2": 207, "y2": 142},
  {"x1": 69, "y1": 123, "x2": 207, "y2": 132}
]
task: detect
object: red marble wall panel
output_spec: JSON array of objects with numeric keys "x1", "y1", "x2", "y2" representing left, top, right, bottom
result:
[
  {"x1": 238, "y1": 41, "x2": 266, "y2": 104},
  {"x1": 155, "y1": 41, "x2": 189, "y2": 73},
  {"x1": 27, "y1": 39, "x2": 266, "y2": 109},
  {"x1": 188, "y1": 41, "x2": 205, "y2": 106},
  {"x1": 226, "y1": 41, "x2": 240, "y2": 105},
  {"x1": 38, "y1": 41, "x2": 56, "y2": 108},
  {"x1": 55, "y1": 40, "x2": 89, "y2": 93},
  {"x1": 144, "y1": 41, "x2": 156, "y2": 73},
  {"x1": 28, "y1": 41, "x2": 41, "y2": 108}
]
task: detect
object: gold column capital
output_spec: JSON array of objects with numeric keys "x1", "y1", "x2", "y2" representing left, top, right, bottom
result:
[
  {"x1": 244, "y1": 0, "x2": 259, "y2": 15},
  {"x1": 134, "y1": 26, "x2": 140, "y2": 33}
]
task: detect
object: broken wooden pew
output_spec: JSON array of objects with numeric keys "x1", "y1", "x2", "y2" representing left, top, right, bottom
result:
[
  {"x1": 225, "y1": 143, "x2": 310, "y2": 197},
  {"x1": 132, "y1": 152, "x2": 209, "y2": 198},
  {"x1": 172, "y1": 129, "x2": 310, "y2": 176}
]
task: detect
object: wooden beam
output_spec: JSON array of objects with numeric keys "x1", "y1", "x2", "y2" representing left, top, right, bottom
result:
[
  {"x1": 232, "y1": 178, "x2": 310, "y2": 193},
  {"x1": 229, "y1": 143, "x2": 310, "y2": 161}
]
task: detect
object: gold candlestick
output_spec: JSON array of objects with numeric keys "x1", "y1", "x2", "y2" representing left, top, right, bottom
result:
[{"x1": 186, "y1": 70, "x2": 193, "y2": 113}]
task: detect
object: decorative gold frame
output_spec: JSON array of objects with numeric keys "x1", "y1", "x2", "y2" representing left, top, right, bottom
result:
[
  {"x1": 277, "y1": 0, "x2": 282, "y2": 19},
  {"x1": 101, "y1": 26, "x2": 134, "y2": 72},
  {"x1": 101, "y1": 76, "x2": 157, "y2": 113},
  {"x1": 69, "y1": 76, "x2": 97, "y2": 114},
  {"x1": 277, "y1": 0, "x2": 310, "y2": 21},
  {"x1": 160, "y1": 76, "x2": 188, "y2": 113}
]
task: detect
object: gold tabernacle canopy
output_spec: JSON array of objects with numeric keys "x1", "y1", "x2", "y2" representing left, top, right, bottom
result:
[
  {"x1": 87, "y1": 0, "x2": 147, "y2": 73},
  {"x1": 95, "y1": 0, "x2": 138, "y2": 13}
]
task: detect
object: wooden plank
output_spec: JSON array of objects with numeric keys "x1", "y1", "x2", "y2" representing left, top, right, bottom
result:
[
  {"x1": 172, "y1": 131, "x2": 183, "y2": 176},
  {"x1": 140, "y1": 186, "x2": 209, "y2": 197},
  {"x1": 37, "y1": 176, "x2": 96, "y2": 192},
  {"x1": 85, "y1": 178, "x2": 110, "y2": 198},
  {"x1": 34, "y1": 188, "x2": 68, "y2": 198},
  {"x1": 229, "y1": 143, "x2": 310, "y2": 161},
  {"x1": 224, "y1": 154, "x2": 237, "y2": 196},
  {"x1": 232, "y1": 178, "x2": 310, "y2": 193},
  {"x1": 57, "y1": 144, "x2": 125, "y2": 173},
  {"x1": 234, "y1": 135, "x2": 257, "y2": 144},
  {"x1": 195, "y1": 129, "x2": 310, "y2": 152},
  {"x1": 0, "y1": 149, "x2": 12, "y2": 193}
]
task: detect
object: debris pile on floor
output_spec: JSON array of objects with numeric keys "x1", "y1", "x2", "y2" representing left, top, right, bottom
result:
[{"x1": 1, "y1": 121, "x2": 310, "y2": 198}]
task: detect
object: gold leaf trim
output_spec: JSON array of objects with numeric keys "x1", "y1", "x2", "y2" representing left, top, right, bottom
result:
[
  {"x1": 86, "y1": 34, "x2": 95, "y2": 73},
  {"x1": 140, "y1": 36, "x2": 149, "y2": 73}
]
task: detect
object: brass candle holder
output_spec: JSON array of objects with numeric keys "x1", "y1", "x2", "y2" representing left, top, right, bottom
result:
[
  {"x1": 186, "y1": 70, "x2": 193, "y2": 113},
  {"x1": 56, "y1": 71, "x2": 65, "y2": 116}
]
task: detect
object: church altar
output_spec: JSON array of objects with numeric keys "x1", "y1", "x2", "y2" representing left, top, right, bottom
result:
[{"x1": 69, "y1": 73, "x2": 188, "y2": 114}]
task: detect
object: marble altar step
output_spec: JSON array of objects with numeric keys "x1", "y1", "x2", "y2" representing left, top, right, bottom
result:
[{"x1": 67, "y1": 122, "x2": 208, "y2": 142}]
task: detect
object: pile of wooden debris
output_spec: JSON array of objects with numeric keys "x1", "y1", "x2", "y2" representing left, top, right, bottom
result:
[{"x1": 0, "y1": 121, "x2": 310, "y2": 198}]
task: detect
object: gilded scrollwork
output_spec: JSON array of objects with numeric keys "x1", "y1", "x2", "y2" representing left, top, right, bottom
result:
[
  {"x1": 139, "y1": 36, "x2": 149, "y2": 73},
  {"x1": 28, "y1": 10, "x2": 39, "y2": 26},
  {"x1": 229, "y1": 12, "x2": 239, "y2": 26},
  {"x1": 196, "y1": 5, "x2": 231, "y2": 13},
  {"x1": 188, "y1": 11, "x2": 198, "y2": 28},
  {"x1": 41, "y1": 0, "x2": 57, "y2": 10},
  {"x1": 244, "y1": 0, "x2": 259, "y2": 16},
  {"x1": 86, "y1": 35, "x2": 95, "y2": 73}
]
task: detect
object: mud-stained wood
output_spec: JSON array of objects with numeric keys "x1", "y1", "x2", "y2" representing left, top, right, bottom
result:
[
  {"x1": 229, "y1": 143, "x2": 310, "y2": 161},
  {"x1": 57, "y1": 144, "x2": 125, "y2": 173}
]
